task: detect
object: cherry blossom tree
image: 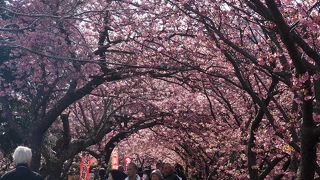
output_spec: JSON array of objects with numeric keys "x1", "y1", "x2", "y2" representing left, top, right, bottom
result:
[
  {"x1": 41, "y1": 89, "x2": 168, "y2": 179},
  {"x1": 1, "y1": 0, "x2": 320, "y2": 179},
  {"x1": 114, "y1": 0, "x2": 320, "y2": 179},
  {"x1": 137, "y1": 0, "x2": 319, "y2": 179},
  {"x1": 0, "y1": 0, "x2": 184, "y2": 174}
]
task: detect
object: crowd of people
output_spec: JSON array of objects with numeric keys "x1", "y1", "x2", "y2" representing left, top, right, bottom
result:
[
  {"x1": 96, "y1": 162, "x2": 187, "y2": 180},
  {"x1": 0, "y1": 146, "x2": 188, "y2": 180}
]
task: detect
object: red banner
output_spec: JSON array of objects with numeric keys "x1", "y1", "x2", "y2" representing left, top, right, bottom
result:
[
  {"x1": 111, "y1": 148, "x2": 119, "y2": 169},
  {"x1": 124, "y1": 156, "x2": 132, "y2": 170},
  {"x1": 80, "y1": 157, "x2": 91, "y2": 180}
]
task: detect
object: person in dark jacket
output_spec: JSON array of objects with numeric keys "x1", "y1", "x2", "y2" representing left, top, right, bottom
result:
[
  {"x1": 162, "y1": 163, "x2": 180, "y2": 180},
  {"x1": 108, "y1": 170, "x2": 127, "y2": 180},
  {"x1": 0, "y1": 146, "x2": 43, "y2": 180},
  {"x1": 174, "y1": 164, "x2": 187, "y2": 180},
  {"x1": 99, "y1": 168, "x2": 108, "y2": 180}
]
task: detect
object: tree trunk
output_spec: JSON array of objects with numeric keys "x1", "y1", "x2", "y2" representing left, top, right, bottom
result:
[
  {"x1": 298, "y1": 126, "x2": 317, "y2": 180},
  {"x1": 105, "y1": 144, "x2": 115, "y2": 165},
  {"x1": 247, "y1": 109, "x2": 264, "y2": 180},
  {"x1": 30, "y1": 134, "x2": 43, "y2": 172},
  {"x1": 44, "y1": 162, "x2": 64, "y2": 180},
  {"x1": 297, "y1": 94, "x2": 316, "y2": 179}
]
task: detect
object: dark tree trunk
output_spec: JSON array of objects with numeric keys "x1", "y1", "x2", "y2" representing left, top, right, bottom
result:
[
  {"x1": 298, "y1": 105, "x2": 317, "y2": 179},
  {"x1": 30, "y1": 134, "x2": 43, "y2": 172},
  {"x1": 43, "y1": 161, "x2": 64, "y2": 180},
  {"x1": 298, "y1": 128, "x2": 317, "y2": 180},
  {"x1": 247, "y1": 109, "x2": 264, "y2": 180}
]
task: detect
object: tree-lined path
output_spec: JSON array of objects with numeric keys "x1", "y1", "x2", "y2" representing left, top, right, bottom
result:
[{"x1": 1, "y1": 0, "x2": 320, "y2": 179}]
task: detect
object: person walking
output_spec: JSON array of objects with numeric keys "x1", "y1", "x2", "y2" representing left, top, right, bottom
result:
[
  {"x1": 125, "y1": 163, "x2": 142, "y2": 180},
  {"x1": 0, "y1": 146, "x2": 43, "y2": 180},
  {"x1": 108, "y1": 170, "x2": 126, "y2": 180},
  {"x1": 162, "y1": 163, "x2": 180, "y2": 180},
  {"x1": 174, "y1": 164, "x2": 187, "y2": 180},
  {"x1": 150, "y1": 170, "x2": 163, "y2": 180},
  {"x1": 98, "y1": 168, "x2": 108, "y2": 180}
]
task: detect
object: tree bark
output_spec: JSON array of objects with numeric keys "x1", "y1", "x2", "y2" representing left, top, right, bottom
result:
[
  {"x1": 298, "y1": 98, "x2": 317, "y2": 179},
  {"x1": 30, "y1": 133, "x2": 43, "y2": 171},
  {"x1": 42, "y1": 161, "x2": 64, "y2": 180},
  {"x1": 247, "y1": 109, "x2": 264, "y2": 180}
]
